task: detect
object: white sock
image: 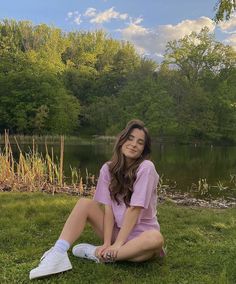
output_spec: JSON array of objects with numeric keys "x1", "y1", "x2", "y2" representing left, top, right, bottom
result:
[{"x1": 54, "y1": 239, "x2": 70, "y2": 254}]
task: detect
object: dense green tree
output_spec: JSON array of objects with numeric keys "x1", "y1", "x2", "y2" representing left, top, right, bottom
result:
[
  {"x1": 82, "y1": 75, "x2": 176, "y2": 136},
  {"x1": 211, "y1": 69, "x2": 236, "y2": 141},
  {"x1": 0, "y1": 19, "x2": 68, "y2": 73},
  {"x1": 0, "y1": 70, "x2": 80, "y2": 134},
  {"x1": 164, "y1": 28, "x2": 236, "y2": 84},
  {"x1": 163, "y1": 28, "x2": 236, "y2": 141},
  {"x1": 82, "y1": 96, "x2": 120, "y2": 134},
  {"x1": 63, "y1": 67, "x2": 97, "y2": 104},
  {"x1": 116, "y1": 78, "x2": 176, "y2": 136},
  {"x1": 0, "y1": 19, "x2": 235, "y2": 142}
]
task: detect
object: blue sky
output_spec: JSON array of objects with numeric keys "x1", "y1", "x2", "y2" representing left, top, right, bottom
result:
[{"x1": 1, "y1": 0, "x2": 235, "y2": 60}]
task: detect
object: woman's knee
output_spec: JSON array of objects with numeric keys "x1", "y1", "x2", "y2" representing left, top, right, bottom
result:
[
  {"x1": 76, "y1": 198, "x2": 102, "y2": 218},
  {"x1": 142, "y1": 230, "x2": 164, "y2": 250},
  {"x1": 76, "y1": 198, "x2": 94, "y2": 212}
]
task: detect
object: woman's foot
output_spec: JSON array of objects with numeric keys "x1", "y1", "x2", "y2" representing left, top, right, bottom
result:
[
  {"x1": 29, "y1": 247, "x2": 72, "y2": 279},
  {"x1": 72, "y1": 243, "x2": 100, "y2": 263}
]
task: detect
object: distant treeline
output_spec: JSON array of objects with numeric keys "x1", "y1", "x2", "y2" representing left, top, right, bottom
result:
[{"x1": 0, "y1": 19, "x2": 235, "y2": 143}]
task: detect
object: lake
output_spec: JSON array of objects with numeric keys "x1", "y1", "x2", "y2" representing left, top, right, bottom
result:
[{"x1": 2, "y1": 142, "x2": 236, "y2": 198}]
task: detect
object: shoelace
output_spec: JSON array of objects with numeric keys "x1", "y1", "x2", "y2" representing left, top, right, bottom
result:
[
  {"x1": 39, "y1": 247, "x2": 54, "y2": 264},
  {"x1": 84, "y1": 249, "x2": 100, "y2": 263}
]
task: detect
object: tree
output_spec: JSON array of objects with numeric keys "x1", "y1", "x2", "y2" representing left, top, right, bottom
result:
[
  {"x1": 116, "y1": 78, "x2": 176, "y2": 136},
  {"x1": 162, "y1": 28, "x2": 236, "y2": 141},
  {"x1": 0, "y1": 19, "x2": 68, "y2": 73},
  {"x1": 176, "y1": 84, "x2": 217, "y2": 140},
  {"x1": 63, "y1": 67, "x2": 97, "y2": 104},
  {"x1": 214, "y1": 0, "x2": 236, "y2": 22},
  {"x1": 1, "y1": 18, "x2": 235, "y2": 142},
  {"x1": 82, "y1": 96, "x2": 120, "y2": 134},
  {"x1": 211, "y1": 68, "x2": 236, "y2": 141},
  {"x1": 0, "y1": 69, "x2": 80, "y2": 134},
  {"x1": 164, "y1": 28, "x2": 236, "y2": 84}
]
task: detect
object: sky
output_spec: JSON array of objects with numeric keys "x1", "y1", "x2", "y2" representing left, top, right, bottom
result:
[{"x1": 1, "y1": 0, "x2": 236, "y2": 61}]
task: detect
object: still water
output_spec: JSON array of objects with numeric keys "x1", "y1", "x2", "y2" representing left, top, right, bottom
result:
[
  {"x1": 4, "y1": 143, "x2": 236, "y2": 196},
  {"x1": 68, "y1": 143, "x2": 236, "y2": 188}
]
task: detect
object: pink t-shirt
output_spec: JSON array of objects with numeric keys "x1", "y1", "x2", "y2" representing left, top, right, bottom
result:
[{"x1": 93, "y1": 160, "x2": 160, "y2": 237}]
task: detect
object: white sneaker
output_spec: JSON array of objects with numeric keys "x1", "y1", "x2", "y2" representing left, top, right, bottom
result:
[
  {"x1": 29, "y1": 247, "x2": 72, "y2": 280},
  {"x1": 72, "y1": 243, "x2": 100, "y2": 263}
]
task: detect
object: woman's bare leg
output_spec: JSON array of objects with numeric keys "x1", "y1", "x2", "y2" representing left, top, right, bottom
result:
[
  {"x1": 59, "y1": 199, "x2": 163, "y2": 262},
  {"x1": 59, "y1": 198, "x2": 104, "y2": 244},
  {"x1": 29, "y1": 198, "x2": 105, "y2": 279},
  {"x1": 116, "y1": 230, "x2": 164, "y2": 262}
]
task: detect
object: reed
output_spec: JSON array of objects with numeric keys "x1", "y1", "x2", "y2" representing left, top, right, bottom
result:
[
  {"x1": 59, "y1": 136, "x2": 64, "y2": 187},
  {"x1": 230, "y1": 174, "x2": 236, "y2": 187},
  {"x1": 0, "y1": 132, "x2": 96, "y2": 195}
]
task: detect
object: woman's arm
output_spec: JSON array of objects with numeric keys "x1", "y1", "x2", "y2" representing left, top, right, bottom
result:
[
  {"x1": 101, "y1": 206, "x2": 142, "y2": 260},
  {"x1": 103, "y1": 205, "x2": 115, "y2": 245},
  {"x1": 96, "y1": 204, "x2": 114, "y2": 258},
  {"x1": 114, "y1": 206, "x2": 142, "y2": 246}
]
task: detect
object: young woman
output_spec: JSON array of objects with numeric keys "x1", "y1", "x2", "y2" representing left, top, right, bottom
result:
[{"x1": 29, "y1": 119, "x2": 164, "y2": 280}]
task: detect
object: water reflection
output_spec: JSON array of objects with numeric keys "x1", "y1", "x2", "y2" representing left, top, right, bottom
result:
[{"x1": 1, "y1": 143, "x2": 236, "y2": 195}]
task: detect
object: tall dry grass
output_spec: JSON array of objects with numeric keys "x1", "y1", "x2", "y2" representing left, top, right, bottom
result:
[{"x1": 0, "y1": 131, "x2": 96, "y2": 195}]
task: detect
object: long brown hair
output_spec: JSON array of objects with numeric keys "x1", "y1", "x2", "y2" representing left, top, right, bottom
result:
[{"x1": 108, "y1": 119, "x2": 151, "y2": 206}]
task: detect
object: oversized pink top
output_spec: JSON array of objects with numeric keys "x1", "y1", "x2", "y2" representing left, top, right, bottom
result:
[{"x1": 93, "y1": 160, "x2": 160, "y2": 235}]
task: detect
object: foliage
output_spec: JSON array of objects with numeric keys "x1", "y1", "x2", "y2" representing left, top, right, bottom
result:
[
  {"x1": 214, "y1": 0, "x2": 236, "y2": 22},
  {"x1": 164, "y1": 28, "x2": 236, "y2": 141},
  {"x1": 0, "y1": 69, "x2": 80, "y2": 134},
  {"x1": 0, "y1": 19, "x2": 236, "y2": 143},
  {"x1": 165, "y1": 28, "x2": 235, "y2": 84}
]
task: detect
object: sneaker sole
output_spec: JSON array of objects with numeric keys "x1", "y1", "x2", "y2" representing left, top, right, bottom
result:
[{"x1": 29, "y1": 264, "x2": 72, "y2": 280}]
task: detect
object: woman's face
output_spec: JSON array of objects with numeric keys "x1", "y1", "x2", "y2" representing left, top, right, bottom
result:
[{"x1": 121, "y1": 128, "x2": 145, "y2": 163}]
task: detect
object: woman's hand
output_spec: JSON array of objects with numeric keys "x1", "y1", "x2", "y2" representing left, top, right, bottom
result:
[
  {"x1": 95, "y1": 244, "x2": 110, "y2": 260},
  {"x1": 101, "y1": 243, "x2": 122, "y2": 262}
]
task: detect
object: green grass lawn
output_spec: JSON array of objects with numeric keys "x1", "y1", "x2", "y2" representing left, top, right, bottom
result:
[{"x1": 0, "y1": 192, "x2": 236, "y2": 284}]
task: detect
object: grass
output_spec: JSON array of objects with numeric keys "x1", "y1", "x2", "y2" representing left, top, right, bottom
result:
[{"x1": 1, "y1": 192, "x2": 236, "y2": 284}]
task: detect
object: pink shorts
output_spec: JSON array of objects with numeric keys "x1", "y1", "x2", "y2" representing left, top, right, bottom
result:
[
  {"x1": 111, "y1": 223, "x2": 160, "y2": 244},
  {"x1": 111, "y1": 223, "x2": 165, "y2": 257}
]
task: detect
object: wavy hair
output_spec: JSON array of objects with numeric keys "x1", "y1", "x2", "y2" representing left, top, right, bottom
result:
[{"x1": 108, "y1": 119, "x2": 151, "y2": 206}]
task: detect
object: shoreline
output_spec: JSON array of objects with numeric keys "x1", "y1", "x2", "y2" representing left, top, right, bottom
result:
[
  {"x1": 158, "y1": 192, "x2": 236, "y2": 209},
  {"x1": 1, "y1": 183, "x2": 235, "y2": 209},
  {"x1": 1, "y1": 134, "x2": 236, "y2": 146}
]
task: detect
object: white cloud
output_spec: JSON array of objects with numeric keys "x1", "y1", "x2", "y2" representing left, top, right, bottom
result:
[
  {"x1": 74, "y1": 15, "x2": 82, "y2": 25},
  {"x1": 66, "y1": 11, "x2": 82, "y2": 25},
  {"x1": 155, "y1": 53, "x2": 164, "y2": 58},
  {"x1": 90, "y1": 7, "x2": 128, "y2": 24},
  {"x1": 67, "y1": 12, "x2": 73, "y2": 18},
  {"x1": 119, "y1": 13, "x2": 128, "y2": 20},
  {"x1": 133, "y1": 17, "x2": 144, "y2": 25},
  {"x1": 218, "y1": 14, "x2": 236, "y2": 33},
  {"x1": 84, "y1": 7, "x2": 97, "y2": 18},
  {"x1": 66, "y1": 11, "x2": 80, "y2": 21},
  {"x1": 120, "y1": 16, "x2": 216, "y2": 57},
  {"x1": 67, "y1": 6, "x2": 130, "y2": 27},
  {"x1": 223, "y1": 34, "x2": 236, "y2": 49},
  {"x1": 121, "y1": 23, "x2": 148, "y2": 36}
]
